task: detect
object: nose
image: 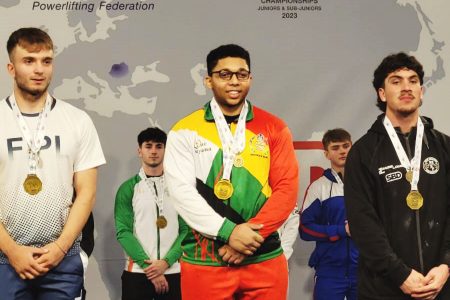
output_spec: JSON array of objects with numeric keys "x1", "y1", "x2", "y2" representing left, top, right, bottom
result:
[
  {"x1": 228, "y1": 73, "x2": 240, "y2": 85},
  {"x1": 401, "y1": 80, "x2": 412, "y2": 91},
  {"x1": 34, "y1": 62, "x2": 45, "y2": 74}
]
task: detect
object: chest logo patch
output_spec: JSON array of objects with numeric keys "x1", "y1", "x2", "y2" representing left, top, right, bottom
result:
[
  {"x1": 423, "y1": 157, "x2": 439, "y2": 174},
  {"x1": 249, "y1": 133, "x2": 269, "y2": 158},
  {"x1": 385, "y1": 171, "x2": 402, "y2": 183},
  {"x1": 194, "y1": 138, "x2": 211, "y2": 153}
]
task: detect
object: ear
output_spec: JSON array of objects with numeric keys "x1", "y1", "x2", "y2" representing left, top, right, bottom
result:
[
  {"x1": 324, "y1": 150, "x2": 329, "y2": 160},
  {"x1": 420, "y1": 85, "x2": 424, "y2": 100},
  {"x1": 138, "y1": 147, "x2": 142, "y2": 157},
  {"x1": 378, "y1": 88, "x2": 386, "y2": 102},
  {"x1": 7, "y1": 62, "x2": 15, "y2": 78},
  {"x1": 204, "y1": 76, "x2": 212, "y2": 89}
]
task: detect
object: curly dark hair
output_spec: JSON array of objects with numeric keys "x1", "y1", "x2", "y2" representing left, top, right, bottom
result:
[{"x1": 372, "y1": 52, "x2": 424, "y2": 112}]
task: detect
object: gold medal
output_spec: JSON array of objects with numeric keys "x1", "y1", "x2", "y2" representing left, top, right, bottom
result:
[
  {"x1": 214, "y1": 179, "x2": 234, "y2": 200},
  {"x1": 156, "y1": 216, "x2": 168, "y2": 229},
  {"x1": 405, "y1": 170, "x2": 413, "y2": 183},
  {"x1": 23, "y1": 174, "x2": 42, "y2": 195},
  {"x1": 406, "y1": 190, "x2": 423, "y2": 210},
  {"x1": 233, "y1": 155, "x2": 244, "y2": 168}
]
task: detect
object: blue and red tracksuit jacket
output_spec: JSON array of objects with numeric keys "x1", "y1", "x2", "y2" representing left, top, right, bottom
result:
[{"x1": 299, "y1": 168, "x2": 358, "y2": 278}]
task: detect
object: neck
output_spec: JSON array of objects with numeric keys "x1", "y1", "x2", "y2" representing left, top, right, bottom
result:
[
  {"x1": 331, "y1": 166, "x2": 344, "y2": 178},
  {"x1": 14, "y1": 89, "x2": 47, "y2": 114},
  {"x1": 143, "y1": 164, "x2": 163, "y2": 177},
  {"x1": 386, "y1": 110, "x2": 419, "y2": 134}
]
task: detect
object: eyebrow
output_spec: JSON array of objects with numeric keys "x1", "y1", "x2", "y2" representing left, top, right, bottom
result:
[
  {"x1": 330, "y1": 142, "x2": 350, "y2": 147},
  {"x1": 388, "y1": 74, "x2": 419, "y2": 80},
  {"x1": 216, "y1": 68, "x2": 249, "y2": 72},
  {"x1": 22, "y1": 56, "x2": 53, "y2": 61},
  {"x1": 144, "y1": 142, "x2": 163, "y2": 145}
]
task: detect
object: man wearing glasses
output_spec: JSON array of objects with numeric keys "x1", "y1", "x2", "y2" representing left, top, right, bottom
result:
[{"x1": 164, "y1": 44, "x2": 298, "y2": 299}]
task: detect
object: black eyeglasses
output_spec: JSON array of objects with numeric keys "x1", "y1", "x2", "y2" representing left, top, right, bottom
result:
[{"x1": 211, "y1": 69, "x2": 251, "y2": 81}]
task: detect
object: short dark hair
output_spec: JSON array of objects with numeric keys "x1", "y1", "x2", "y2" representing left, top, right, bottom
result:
[
  {"x1": 137, "y1": 127, "x2": 167, "y2": 146},
  {"x1": 7, "y1": 27, "x2": 53, "y2": 58},
  {"x1": 373, "y1": 52, "x2": 424, "y2": 112},
  {"x1": 322, "y1": 128, "x2": 351, "y2": 150},
  {"x1": 206, "y1": 44, "x2": 251, "y2": 75}
]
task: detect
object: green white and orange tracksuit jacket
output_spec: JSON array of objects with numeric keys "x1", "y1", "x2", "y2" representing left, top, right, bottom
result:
[
  {"x1": 164, "y1": 101, "x2": 299, "y2": 266},
  {"x1": 114, "y1": 174, "x2": 185, "y2": 273}
]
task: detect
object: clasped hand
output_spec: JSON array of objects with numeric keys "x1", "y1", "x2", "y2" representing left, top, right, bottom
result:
[
  {"x1": 219, "y1": 223, "x2": 264, "y2": 265},
  {"x1": 8, "y1": 242, "x2": 66, "y2": 280},
  {"x1": 400, "y1": 265, "x2": 449, "y2": 300}
]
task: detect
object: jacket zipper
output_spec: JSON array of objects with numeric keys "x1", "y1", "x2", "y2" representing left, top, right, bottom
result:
[
  {"x1": 403, "y1": 133, "x2": 424, "y2": 274},
  {"x1": 153, "y1": 182, "x2": 161, "y2": 260}
]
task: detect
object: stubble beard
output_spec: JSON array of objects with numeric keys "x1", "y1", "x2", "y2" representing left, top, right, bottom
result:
[
  {"x1": 17, "y1": 79, "x2": 49, "y2": 99},
  {"x1": 397, "y1": 99, "x2": 422, "y2": 118}
]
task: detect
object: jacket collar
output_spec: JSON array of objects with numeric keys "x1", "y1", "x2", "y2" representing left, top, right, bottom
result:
[{"x1": 369, "y1": 113, "x2": 434, "y2": 135}]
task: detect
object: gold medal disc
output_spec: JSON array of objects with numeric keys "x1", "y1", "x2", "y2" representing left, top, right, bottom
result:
[
  {"x1": 233, "y1": 155, "x2": 244, "y2": 168},
  {"x1": 23, "y1": 174, "x2": 42, "y2": 195},
  {"x1": 214, "y1": 179, "x2": 234, "y2": 200},
  {"x1": 156, "y1": 216, "x2": 168, "y2": 229},
  {"x1": 405, "y1": 170, "x2": 413, "y2": 183},
  {"x1": 406, "y1": 190, "x2": 423, "y2": 210}
]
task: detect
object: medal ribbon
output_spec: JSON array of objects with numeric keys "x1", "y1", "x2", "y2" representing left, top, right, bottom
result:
[
  {"x1": 383, "y1": 116, "x2": 424, "y2": 191},
  {"x1": 9, "y1": 93, "x2": 52, "y2": 175},
  {"x1": 139, "y1": 168, "x2": 164, "y2": 215},
  {"x1": 210, "y1": 98, "x2": 248, "y2": 181}
]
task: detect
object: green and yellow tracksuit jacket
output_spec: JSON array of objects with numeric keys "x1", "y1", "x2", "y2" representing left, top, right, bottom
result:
[{"x1": 164, "y1": 101, "x2": 299, "y2": 266}]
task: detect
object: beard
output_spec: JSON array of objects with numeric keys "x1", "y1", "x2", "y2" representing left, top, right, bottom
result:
[
  {"x1": 397, "y1": 99, "x2": 422, "y2": 118},
  {"x1": 16, "y1": 78, "x2": 50, "y2": 99}
]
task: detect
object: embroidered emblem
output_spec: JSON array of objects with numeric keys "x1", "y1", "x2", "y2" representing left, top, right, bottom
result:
[
  {"x1": 378, "y1": 164, "x2": 403, "y2": 175},
  {"x1": 385, "y1": 171, "x2": 402, "y2": 183},
  {"x1": 194, "y1": 138, "x2": 211, "y2": 153},
  {"x1": 423, "y1": 157, "x2": 439, "y2": 174},
  {"x1": 249, "y1": 133, "x2": 269, "y2": 158}
]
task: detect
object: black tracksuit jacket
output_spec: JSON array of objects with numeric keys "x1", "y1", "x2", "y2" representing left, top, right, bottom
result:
[{"x1": 345, "y1": 114, "x2": 450, "y2": 299}]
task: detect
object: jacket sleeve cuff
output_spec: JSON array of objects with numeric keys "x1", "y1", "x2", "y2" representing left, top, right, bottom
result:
[
  {"x1": 440, "y1": 251, "x2": 450, "y2": 266},
  {"x1": 163, "y1": 256, "x2": 175, "y2": 268},
  {"x1": 388, "y1": 262, "x2": 412, "y2": 287},
  {"x1": 326, "y1": 225, "x2": 340, "y2": 241},
  {"x1": 217, "y1": 219, "x2": 236, "y2": 243},
  {"x1": 138, "y1": 259, "x2": 150, "y2": 269}
]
